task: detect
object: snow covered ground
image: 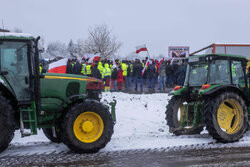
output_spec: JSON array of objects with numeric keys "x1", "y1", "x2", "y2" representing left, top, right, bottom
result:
[{"x1": 2, "y1": 92, "x2": 250, "y2": 156}]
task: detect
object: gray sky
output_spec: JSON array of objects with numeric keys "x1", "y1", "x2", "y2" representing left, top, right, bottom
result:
[{"x1": 1, "y1": 0, "x2": 250, "y2": 57}]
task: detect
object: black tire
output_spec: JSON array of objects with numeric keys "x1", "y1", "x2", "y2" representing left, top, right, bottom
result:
[
  {"x1": 166, "y1": 96, "x2": 204, "y2": 136},
  {"x1": 42, "y1": 128, "x2": 62, "y2": 143},
  {"x1": 0, "y1": 93, "x2": 15, "y2": 153},
  {"x1": 61, "y1": 100, "x2": 114, "y2": 153},
  {"x1": 204, "y1": 92, "x2": 248, "y2": 143}
]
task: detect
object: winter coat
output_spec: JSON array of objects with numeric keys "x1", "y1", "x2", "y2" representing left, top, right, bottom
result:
[
  {"x1": 117, "y1": 69, "x2": 124, "y2": 83},
  {"x1": 147, "y1": 64, "x2": 156, "y2": 79},
  {"x1": 133, "y1": 62, "x2": 143, "y2": 78},
  {"x1": 165, "y1": 64, "x2": 172, "y2": 75},
  {"x1": 111, "y1": 68, "x2": 118, "y2": 80},
  {"x1": 158, "y1": 62, "x2": 166, "y2": 77},
  {"x1": 73, "y1": 61, "x2": 82, "y2": 75},
  {"x1": 92, "y1": 65, "x2": 102, "y2": 79},
  {"x1": 66, "y1": 61, "x2": 72, "y2": 74}
]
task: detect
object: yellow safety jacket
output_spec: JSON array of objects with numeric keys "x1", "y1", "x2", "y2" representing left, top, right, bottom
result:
[
  {"x1": 98, "y1": 62, "x2": 103, "y2": 74},
  {"x1": 81, "y1": 63, "x2": 86, "y2": 75},
  {"x1": 86, "y1": 65, "x2": 92, "y2": 75},
  {"x1": 130, "y1": 64, "x2": 133, "y2": 73},
  {"x1": 122, "y1": 63, "x2": 128, "y2": 76},
  {"x1": 102, "y1": 64, "x2": 111, "y2": 78}
]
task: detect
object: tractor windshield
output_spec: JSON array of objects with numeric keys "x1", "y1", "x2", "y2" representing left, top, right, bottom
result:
[
  {"x1": 185, "y1": 59, "x2": 231, "y2": 87},
  {"x1": 184, "y1": 63, "x2": 208, "y2": 86}
]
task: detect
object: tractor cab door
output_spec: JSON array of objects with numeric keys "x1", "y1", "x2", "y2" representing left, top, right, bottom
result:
[{"x1": 0, "y1": 41, "x2": 32, "y2": 102}]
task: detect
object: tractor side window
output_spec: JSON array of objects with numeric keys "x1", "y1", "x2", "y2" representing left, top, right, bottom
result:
[
  {"x1": 231, "y1": 61, "x2": 245, "y2": 87},
  {"x1": 209, "y1": 60, "x2": 230, "y2": 85}
]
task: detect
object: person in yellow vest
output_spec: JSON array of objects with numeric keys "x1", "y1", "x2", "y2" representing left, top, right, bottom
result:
[
  {"x1": 81, "y1": 62, "x2": 86, "y2": 76},
  {"x1": 122, "y1": 60, "x2": 128, "y2": 88},
  {"x1": 102, "y1": 63, "x2": 111, "y2": 92},
  {"x1": 98, "y1": 61, "x2": 104, "y2": 76},
  {"x1": 86, "y1": 63, "x2": 92, "y2": 77}
]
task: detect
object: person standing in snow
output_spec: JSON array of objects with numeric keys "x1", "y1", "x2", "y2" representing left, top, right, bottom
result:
[
  {"x1": 158, "y1": 60, "x2": 166, "y2": 91},
  {"x1": 133, "y1": 59, "x2": 143, "y2": 92}
]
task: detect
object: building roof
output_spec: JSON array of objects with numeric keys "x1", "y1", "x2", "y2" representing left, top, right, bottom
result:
[{"x1": 189, "y1": 53, "x2": 246, "y2": 60}]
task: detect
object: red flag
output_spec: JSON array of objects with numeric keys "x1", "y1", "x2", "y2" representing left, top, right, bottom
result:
[
  {"x1": 48, "y1": 58, "x2": 67, "y2": 73},
  {"x1": 87, "y1": 53, "x2": 101, "y2": 66},
  {"x1": 136, "y1": 44, "x2": 148, "y2": 54}
]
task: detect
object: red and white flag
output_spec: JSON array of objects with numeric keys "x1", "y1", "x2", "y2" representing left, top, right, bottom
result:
[
  {"x1": 48, "y1": 58, "x2": 68, "y2": 73},
  {"x1": 88, "y1": 53, "x2": 101, "y2": 64},
  {"x1": 136, "y1": 44, "x2": 148, "y2": 54},
  {"x1": 142, "y1": 59, "x2": 152, "y2": 76}
]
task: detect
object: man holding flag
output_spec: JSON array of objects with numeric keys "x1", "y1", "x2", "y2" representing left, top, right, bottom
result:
[{"x1": 133, "y1": 59, "x2": 143, "y2": 92}]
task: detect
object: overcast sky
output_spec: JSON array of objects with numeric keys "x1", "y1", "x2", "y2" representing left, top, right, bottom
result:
[{"x1": 1, "y1": 0, "x2": 250, "y2": 57}]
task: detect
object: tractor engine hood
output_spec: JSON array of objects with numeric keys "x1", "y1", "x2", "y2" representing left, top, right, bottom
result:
[{"x1": 40, "y1": 73, "x2": 102, "y2": 104}]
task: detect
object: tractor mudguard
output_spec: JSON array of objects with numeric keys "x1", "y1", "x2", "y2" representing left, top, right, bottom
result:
[{"x1": 201, "y1": 85, "x2": 248, "y2": 104}]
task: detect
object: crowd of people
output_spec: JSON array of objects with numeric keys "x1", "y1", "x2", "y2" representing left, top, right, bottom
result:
[{"x1": 61, "y1": 57, "x2": 187, "y2": 92}]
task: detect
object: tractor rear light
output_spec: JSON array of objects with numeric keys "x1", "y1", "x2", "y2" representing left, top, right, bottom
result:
[
  {"x1": 202, "y1": 84, "x2": 210, "y2": 90},
  {"x1": 174, "y1": 86, "x2": 182, "y2": 91}
]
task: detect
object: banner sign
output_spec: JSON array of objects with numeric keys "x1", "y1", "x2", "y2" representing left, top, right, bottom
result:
[{"x1": 168, "y1": 46, "x2": 189, "y2": 58}]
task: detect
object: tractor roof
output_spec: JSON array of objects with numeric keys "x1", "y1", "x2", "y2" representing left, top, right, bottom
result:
[
  {"x1": 190, "y1": 53, "x2": 246, "y2": 60},
  {"x1": 0, "y1": 32, "x2": 34, "y2": 40}
]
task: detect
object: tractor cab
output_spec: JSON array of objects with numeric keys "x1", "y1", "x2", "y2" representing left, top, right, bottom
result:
[{"x1": 172, "y1": 54, "x2": 248, "y2": 99}]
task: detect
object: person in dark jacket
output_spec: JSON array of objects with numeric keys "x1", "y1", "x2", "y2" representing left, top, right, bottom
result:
[
  {"x1": 133, "y1": 59, "x2": 143, "y2": 91},
  {"x1": 158, "y1": 61, "x2": 166, "y2": 90},
  {"x1": 72, "y1": 60, "x2": 82, "y2": 75},
  {"x1": 66, "y1": 59, "x2": 73, "y2": 74},
  {"x1": 147, "y1": 62, "x2": 156, "y2": 91},
  {"x1": 92, "y1": 61, "x2": 102, "y2": 79},
  {"x1": 165, "y1": 61, "x2": 173, "y2": 87},
  {"x1": 111, "y1": 66, "x2": 118, "y2": 91}
]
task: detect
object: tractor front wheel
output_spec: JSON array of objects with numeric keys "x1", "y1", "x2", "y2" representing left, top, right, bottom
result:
[
  {"x1": 0, "y1": 93, "x2": 15, "y2": 153},
  {"x1": 166, "y1": 96, "x2": 203, "y2": 136},
  {"x1": 204, "y1": 92, "x2": 248, "y2": 142},
  {"x1": 61, "y1": 100, "x2": 114, "y2": 153}
]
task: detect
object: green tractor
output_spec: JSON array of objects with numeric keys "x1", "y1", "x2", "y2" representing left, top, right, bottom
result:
[
  {"x1": 166, "y1": 53, "x2": 249, "y2": 142},
  {"x1": 0, "y1": 32, "x2": 116, "y2": 153}
]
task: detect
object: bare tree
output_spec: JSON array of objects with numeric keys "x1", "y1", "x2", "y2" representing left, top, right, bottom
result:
[{"x1": 83, "y1": 24, "x2": 121, "y2": 59}]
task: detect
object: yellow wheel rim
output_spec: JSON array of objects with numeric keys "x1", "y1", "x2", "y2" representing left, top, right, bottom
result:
[
  {"x1": 217, "y1": 99, "x2": 243, "y2": 134},
  {"x1": 73, "y1": 112, "x2": 104, "y2": 143}
]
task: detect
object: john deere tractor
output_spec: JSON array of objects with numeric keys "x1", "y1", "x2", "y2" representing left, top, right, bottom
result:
[
  {"x1": 166, "y1": 54, "x2": 249, "y2": 142},
  {"x1": 0, "y1": 32, "x2": 116, "y2": 153}
]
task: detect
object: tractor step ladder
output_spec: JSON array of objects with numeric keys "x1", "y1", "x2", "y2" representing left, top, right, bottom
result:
[{"x1": 20, "y1": 103, "x2": 37, "y2": 137}]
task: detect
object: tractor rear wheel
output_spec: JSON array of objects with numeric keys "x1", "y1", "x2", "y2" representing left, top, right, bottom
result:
[
  {"x1": 204, "y1": 92, "x2": 248, "y2": 142},
  {"x1": 42, "y1": 128, "x2": 62, "y2": 143},
  {"x1": 0, "y1": 93, "x2": 15, "y2": 153},
  {"x1": 166, "y1": 96, "x2": 203, "y2": 136},
  {"x1": 61, "y1": 100, "x2": 114, "y2": 153}
]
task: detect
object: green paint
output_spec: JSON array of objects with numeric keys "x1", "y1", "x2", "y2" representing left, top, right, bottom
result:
[{"x1": 169, "y1": 86, "x2": 188, "y2": 96}]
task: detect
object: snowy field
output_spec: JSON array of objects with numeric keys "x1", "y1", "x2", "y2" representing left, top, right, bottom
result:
[{"x1": 2, "y1": 92, "x2": 250, "y2": 156}]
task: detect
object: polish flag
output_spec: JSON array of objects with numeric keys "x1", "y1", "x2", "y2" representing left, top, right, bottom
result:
[
  {"x1": 88, "y1": 53, "x2": 101, "y2": 63},
  {"x1": 48, "y1": 58, "x2": 68, "y2": 73},
  {"x1": 142, "y1": 59, "x2": 152, "y2": 76},
  {"x1": 136, "y1": 44, "x2": 148, "y2": 54}
]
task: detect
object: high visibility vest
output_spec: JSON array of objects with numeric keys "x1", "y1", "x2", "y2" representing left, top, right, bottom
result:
[
  {"x1": 81, "y1": 63, "x2": 86, "y2": 75},
  {"x1": 98, "y1": 63, "x2": 103, "y2": 74},
  {"x1": 192, "y1": 69, "x2": 197, "y2": 74},
  {"x1": 110, "y1": 64, "x2": 113, "y2": 71},
  {"x1": 102, "y1": 67, "x2": 111, "y2": 78},
  {"x1": 86, "y1": 65, "x2": 92, "y2": 75},
  {"x1": 130, "y1": 64, "x2": 133, "y2": 72},
  {"x1": 39, "y1": 66, "x2": 42, "y2": 73},
  {"x1": 72, "y1": 62, "x2": 76, "y2": 68},
  {"x1": 122, "y1": 63, "x2": 128, "y2": 76}
]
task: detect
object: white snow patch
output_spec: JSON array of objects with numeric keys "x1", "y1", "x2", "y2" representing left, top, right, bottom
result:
[
  {"x1": 2, "y1": 92, "x2": 250, "y2": 156},
  {"x1": 0, "y1": 32, "x2": 33, "y2": 38}
]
